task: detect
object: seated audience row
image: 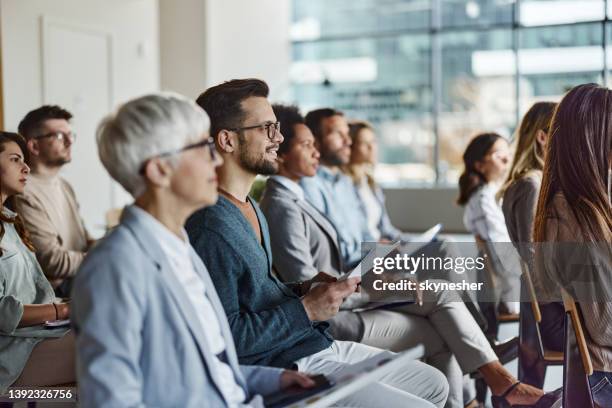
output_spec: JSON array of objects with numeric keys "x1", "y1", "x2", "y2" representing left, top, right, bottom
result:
[
  {"x1": 72, "y1": 93, "x2": 317, "y2": 407},
  {"x1": 1, "y1": 80, "x2": 608, "y2": 408},
  {"x1": 184, "y1": 80, "x2": 449, "y2": 407},
  {"x1": 258, "y1": 103, "x2": 548, "y2": 408}
]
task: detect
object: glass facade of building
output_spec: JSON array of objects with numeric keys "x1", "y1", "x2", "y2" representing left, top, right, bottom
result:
[{"x1": 290, "y1": 0, "x2": 610, "y2": 186}]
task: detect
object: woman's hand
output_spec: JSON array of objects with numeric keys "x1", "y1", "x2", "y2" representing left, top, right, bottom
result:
[{"x1": 54, "y1": 302, "x2": 70, "y2": 320}]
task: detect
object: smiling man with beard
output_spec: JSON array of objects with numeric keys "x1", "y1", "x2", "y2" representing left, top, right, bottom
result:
[{"x1": 186, "y1": 79, "x2": 449, "y2": 408}]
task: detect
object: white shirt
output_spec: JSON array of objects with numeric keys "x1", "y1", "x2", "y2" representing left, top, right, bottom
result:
[
  {"x1": 356, "y1": 178, "x2": 382, "y2": 241},
  {"x1": 133, "y1": 207, "x2": 246, "y2": 406},
  {"x1": 463, "y1": 183, "x2": 511, "y2": 242},
  {"x1": 272, "y1": 175, "x2": 305, "y2": 201}
]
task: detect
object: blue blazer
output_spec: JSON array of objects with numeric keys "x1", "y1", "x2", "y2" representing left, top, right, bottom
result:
[{"x1": 72, "y1": 205, "x2": 283, "y2": 408}]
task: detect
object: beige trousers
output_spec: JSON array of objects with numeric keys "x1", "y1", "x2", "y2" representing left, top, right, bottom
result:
[{"x1": 359, "y1": 289, "x2": 497, "y2": 408}]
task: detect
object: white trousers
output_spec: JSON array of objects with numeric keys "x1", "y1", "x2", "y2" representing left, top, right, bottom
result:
[{"x1": 295, "y1": 340, "x2": 449, "y2": 408}]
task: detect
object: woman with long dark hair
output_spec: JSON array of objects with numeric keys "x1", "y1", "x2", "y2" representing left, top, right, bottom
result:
[
  {"x1": 458, "y1": 133, "x2": 521, "y2": 317},
  {"x1": 0, "y1": 131, "x2": 74, "y2": 393},
  {"x1": 533, "y1": 83, "x2": 612, "y2": 405}
]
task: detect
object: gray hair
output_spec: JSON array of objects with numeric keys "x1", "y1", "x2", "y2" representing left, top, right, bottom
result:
[{"x1": 97, "y1": 92, "x2": 209, "y2": 198}]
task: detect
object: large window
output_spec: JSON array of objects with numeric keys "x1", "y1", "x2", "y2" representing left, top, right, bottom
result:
[{"x1": 290, "y1": 0, "x2": 610, "y2": 186}]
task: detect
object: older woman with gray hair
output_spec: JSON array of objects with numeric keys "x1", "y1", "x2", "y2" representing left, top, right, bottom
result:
[{"x1": 71, "y1": 93, "x2": 314, "y2": 407}]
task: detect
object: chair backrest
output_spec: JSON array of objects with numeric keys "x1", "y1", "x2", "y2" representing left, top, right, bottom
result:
[
  {"x1": 561, "y1": 288, "x2": 595, "y2": 408},
  {"x1": 520, "y1": 261, "x2": 542, "y2": 323},
  {"x1": 474, "y1": 235, "x2": 497, "y2": 289}
]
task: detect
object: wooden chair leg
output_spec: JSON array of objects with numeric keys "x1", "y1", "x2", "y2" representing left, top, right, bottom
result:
[
  {"x1": 518, "y1": 357, "x2": 548, "y2": 389},
  {"x1": 475, "y1": 378, "x2": 488, "y2": 404}
]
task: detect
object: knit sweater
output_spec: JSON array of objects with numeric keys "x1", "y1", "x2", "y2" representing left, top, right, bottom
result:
[
  {"x1": 534, "y1": 192, "x2": 612, "y2": 372},
  {"x1": 13, "y1": 173, "x2": 88, "y2": 287},
  {"x1": 185, "y1": 195, "x2": 332, "y2": 368}
]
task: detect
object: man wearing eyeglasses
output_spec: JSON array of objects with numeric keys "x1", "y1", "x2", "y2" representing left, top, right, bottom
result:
[
  {"x1": 186, "y1": 79, "x2": 449, "y2": 408},
  {"x1": 14, "y1": 105, "x2": 91, "y2": 297}
]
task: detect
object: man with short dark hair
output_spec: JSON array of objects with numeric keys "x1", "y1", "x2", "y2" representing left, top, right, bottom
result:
[
  {"x1": 186, "y1": 78, "x2": 449, "y2": 408},
  {"x1": 301, "y1": 108, "x2": 370, "y2": 268},
  {"x1": 15, "y1": 105, "x2": 91, "y2": 296}
]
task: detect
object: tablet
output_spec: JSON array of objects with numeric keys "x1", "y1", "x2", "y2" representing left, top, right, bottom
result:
[{"x1": 44, "y1": 319, "x2": 70, "y2": 328}]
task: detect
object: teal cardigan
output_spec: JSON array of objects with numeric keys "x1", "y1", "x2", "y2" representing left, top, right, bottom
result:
[
  {"x1": 0, "y1": 207, "x2": 69, "y2": 393},
  {"x1": 186, "y1": 196, "x2": 332, "y2": 368}
]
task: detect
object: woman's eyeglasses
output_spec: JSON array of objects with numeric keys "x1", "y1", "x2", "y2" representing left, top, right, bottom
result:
[{"x1": 139, "y1": 137, "x2": 216, "y2": 174}]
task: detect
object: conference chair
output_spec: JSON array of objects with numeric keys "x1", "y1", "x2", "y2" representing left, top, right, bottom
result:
[
  {"x1": 517, "y1": 261, "x2": 563, "y2": 388},
  {"x1": 472, "y1": 236, "x2": 520, "y2": 404},
  {"x1": 561, "y1": 288, "x2": 595, "y2": 408},
  {"x1": 474, "y1": 236, "x2": 519, "y2": 335}
]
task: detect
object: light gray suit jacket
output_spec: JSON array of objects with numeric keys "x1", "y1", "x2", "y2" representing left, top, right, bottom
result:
[
  {"x1": 259, "y1": 178, "x2": 365, "y2": 341},
  {"x1": 72, "y1": 205, "x2": 283, "y2": 408}
]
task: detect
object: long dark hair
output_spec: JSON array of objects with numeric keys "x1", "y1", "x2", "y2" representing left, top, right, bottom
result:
[
  {"x1": 534, "y1": 83, "x2": 612, "y2": 243},
  {"x1": 456, "y1": 132, "x2": 504, "y2": 206},
  {"x1": 0, "y1": 132, "x2": 35, "y2": 255}
]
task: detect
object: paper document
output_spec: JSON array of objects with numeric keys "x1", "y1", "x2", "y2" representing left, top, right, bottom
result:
[
  {"x1": 402, "y1": 223, "x2": 442, "y2": 255},
  {"x1": 340, "y1": 240, "x2": 401, "y2": 280}
]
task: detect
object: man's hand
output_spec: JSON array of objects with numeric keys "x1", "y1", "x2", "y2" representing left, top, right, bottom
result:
[
  {"x1": 301, "y1": 271, "x2": 337, "y2": 294},
  {"x1": 301, "y1": 277, "x2": 360, "y2": 321},
  {"x1": 279, "y1": 370, "x2": 316, "y2": 390}
]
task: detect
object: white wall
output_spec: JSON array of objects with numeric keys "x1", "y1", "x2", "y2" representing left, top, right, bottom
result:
[
  {"x1": 204, "y1": 0, "x2": 291, "y2": 100},
  {"x1": 1, "y1": 0, "x2": 160, "y2": 236},
  {"x1": 159, "y1": 0, "x2": 207, "y2": 99},
  {"x1": 160, "y1": 0, "x2": 291, "y2": 100}
]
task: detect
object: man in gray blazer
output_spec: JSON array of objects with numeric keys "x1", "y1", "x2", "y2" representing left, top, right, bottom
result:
[{"x1": 72, "y1": 93, "x2": 314, "y2": 407}]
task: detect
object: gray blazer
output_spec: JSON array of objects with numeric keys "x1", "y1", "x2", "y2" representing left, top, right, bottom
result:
[
  {"x1": 72, "y1": 205, "x2": 282, "y2": 408},
  {"x1": 259, "y1": 178, "x2": 365, "y2": 341},
  {"x1": 502, "y1": 172, "x2": 541, "y2": 265},
  {"x1": 260, "y1": 178, "x2": 343, "y2": 282}
]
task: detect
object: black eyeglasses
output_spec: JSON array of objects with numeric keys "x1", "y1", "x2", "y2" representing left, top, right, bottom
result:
[
  {"x1": 36, "y1": 131, "x2": 77, "y2": 144},
  {"x1": 229, "y1": 121, "x2": 280, "y2": 140},
  {"x1": 139, "y1": 137, "x2": 216, "y2": 174}
]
